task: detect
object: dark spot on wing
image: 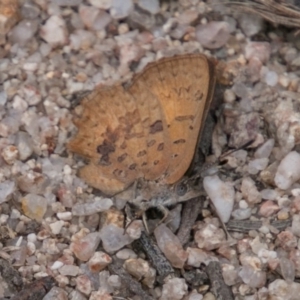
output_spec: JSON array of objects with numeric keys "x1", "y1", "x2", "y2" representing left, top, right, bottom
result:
[
  {"x1": 129, "y1": 163, "x2": 137, "y2": 170},
  {"x1": 173, "y1": 139, "x2": 186, "y2": 144},
  {"x1": 117, "y1": 153, "x2": 127, "y2": 162},
  {"x1": 97, "y1": 139, "x2": 115, "y2": 165},
  {"x1": 99, "y1": 155, "x2": 111, "y2": 166},
  {"x1": 97, "y1": 139, "x2": 115, "y2": 155},
  {"x1": 195, "y1": 90, "x2": 204, "y2": 101},
  {"x1": 157, "y1": 143, "x2": 164, "y2": 151},
  {"x1": 149, "y1": 120, "x2": 163, "y2": 134},
  {"x1": 175, "y1": 115, "x2": 194, "y2": 122},
  {"x1": 137, "y1": 150, "x2": 147, "y2": 157},
  {"x1": 153, "y1": 160, "x2": 159, "y2": 165},
  {"x1": 173, "y1": 88, "x2": 181, "y2": 96},
  {"x1": 147, "y1": 140, "x2": 156, "y2": 147},
  {"x1": 113, "y1": 169, "x2": 126, "y2": 178},
  {"x1": 120, "y1": 142, "x2": 127, "y2": 149}
]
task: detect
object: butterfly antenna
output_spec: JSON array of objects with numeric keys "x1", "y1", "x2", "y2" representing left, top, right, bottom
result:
[
  {"x1": 194, "y1": 139, "x2": 255, "y2": 179},
  {"x1": 219, "y1": 139, "x2": 254, "y2": 162}
]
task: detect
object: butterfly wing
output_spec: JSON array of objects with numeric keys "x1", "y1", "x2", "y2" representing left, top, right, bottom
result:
[
  {"x1": 68, "y1": 86, "x2": 147, "y2": 195},
  {"x1": 136, "y1": 54, "x2": 216, "y2": 184},
  {"x1": 127, "y1": 79, "x2": 171, "y2": 181}
]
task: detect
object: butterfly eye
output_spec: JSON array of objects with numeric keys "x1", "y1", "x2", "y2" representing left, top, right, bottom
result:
[{"x1": 176, "y1": 182, "x2": 188, "y2": 196}]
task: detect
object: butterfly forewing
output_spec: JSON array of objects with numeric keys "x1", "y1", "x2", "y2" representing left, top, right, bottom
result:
[
  {"x1": 136, "y1": 54, "x2": 215, "y2": 184},
  {"x1": 68, "y1": 87, "x2": 141, "y2": 195},
  {"x1": 128, "y1": 77, "x2": 171, "y2": 181}
]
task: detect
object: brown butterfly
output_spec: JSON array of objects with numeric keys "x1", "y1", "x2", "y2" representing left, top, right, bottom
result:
[{"x1": 68, "y1": 54, "x2": 216, "y2": 211}]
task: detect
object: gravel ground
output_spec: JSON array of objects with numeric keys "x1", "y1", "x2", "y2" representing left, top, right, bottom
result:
[{"x1": 1, "y1": 0, "x2": 300, "y2": 299}]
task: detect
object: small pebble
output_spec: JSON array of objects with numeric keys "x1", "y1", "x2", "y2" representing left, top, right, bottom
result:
[
  {"x1": 116, "y1": 248, "x2": 137, "y2": 260},
  {"x1": 1, "y1": 145, "x2": 18, "y2": 165},
  {"x1": 160, "y1": 278, "x2": 188, "y2": 300},
  {"x1": 124, "y1": 258, "x2": 150, "y2": 280},
  {"x1": 203, "y1": 175, "x2": 235, "y2": 223},
  {"x1": 88, "y1": 251, "x2": 112, "y2": 273},
  {"x1": 110, "y1": 0, "x2": 133, "y2": 19},
  {"x1": 59, "y1": 265, "x2": 80, "y2": 276},
  {"x1": 195, "y1": 21, "x2": 230, "y2": 49},
  {"x1": 263, "y1": 70, "x2": 278, "y2": 87},
  {"x1": 238, "y1": 14, "x2": 263, "y2": 37},
  {"x1": 0, "y1": 181, "x2": 15, "y2": 204},
  {"x1": 239, "y1": 255, "x2": 266, "y2": 288},
  {"x1": 245, "y1": 41, "x2": 271, "y2": 63},
  {"x1": 186, "y1": 247, "x2": 210, "y2": 268},
  {"x1": 241, "y1": 177, "x2": 262, "y2": 204},
  {"x1": 154, "y1": 223, "x2": 188, "y2": 269},
  {"x1": 248, "y1": 158, "x2": 269, "y2": 174},
  {"x1": 100, "y1": 224, "x2": 133, "y2": 253},
  {"x1": 40, "y1": 15, "x2": 68, "y2": 47},
  {"x1": 88, "y1": 0, "x2": 112, "y2": 9},
  {"x1": 21, "y1": 194, "x2": 48, "y2": 222},
  {"x1": 70, "y1": 231, "x2": 101, "y2": 261},
  {"x1": 72, "y1": 198, "x2": 113, "y2": 216},
  {"x1": 194, "y1": 223, "x2": 226, "y2": 251},
  {"x1": 76, "y1": 274, "x2": 92, "y2": 296},
  {"x1": 49, "y1": 220, "x2": 64, "y2": 235},
  {"x1": 138, "y1": 0, "x2": 160, "y2": 14},
  {"x1": 260, "y1": 189, "x2": 278, "y2": 200},
  {"x1": 275, "y1": 151, "x2": 300, "y2": 190},
  {"x1": 57, "y1": 211, "x2": 72, "y2": 220},
  {"x1": 259, "y1": 201, "x2": 279, "y2": 217},
  {"x1": 231, "y1": 208, "x2": 252, "y2": 220},
  {"x1": 51, "y1": 261, "x2": 64, "y2": 270}
]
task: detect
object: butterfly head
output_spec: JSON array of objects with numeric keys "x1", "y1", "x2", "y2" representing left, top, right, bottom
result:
[{"x1": 121, "y1": 176, "x2": 202, "y2": 230}]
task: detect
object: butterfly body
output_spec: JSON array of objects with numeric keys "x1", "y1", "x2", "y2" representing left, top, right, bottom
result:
[
  {"x1": 124, "y1": 177, "x2": 202, "y2": 211},
  {"x1": 68, "y1": 54, "x2": 216, "y2": 209}
]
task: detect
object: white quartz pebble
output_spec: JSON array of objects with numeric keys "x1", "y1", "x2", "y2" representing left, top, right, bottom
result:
[
  {"x1": 203, "y1": 175, "x2": 235, "y2": 223},
  {"x1": 275, "y1": 151, "x2": 300, "y2": 190}
]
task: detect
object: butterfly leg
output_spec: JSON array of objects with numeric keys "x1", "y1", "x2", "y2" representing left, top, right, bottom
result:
[
  {"x1": 142, "y1": 212, "x2": 150, "y2": 233},
  {"x1": 141, "y1": 205, "x2": 170, "y2": 232},
  {"x1": 156, "y1": 205, "x2": 170, "y2": 225},
  {"x1": 208, "y1": 196, "x2": 236, "y2": 243}
]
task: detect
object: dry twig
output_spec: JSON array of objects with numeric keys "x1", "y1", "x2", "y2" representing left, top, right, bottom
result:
[
  {"x1": 176, "y1": 196, "x2": 203, "y2": 245},
  {"x1": 227, "y1": 218, "x2": 292, "y2": 233},
  {"x1": 206, "y1": 261, "x2": 234, "y2": 300},
  {"x1": 10, "y1": 276, "x2": 55, "y2": 300},
  {"x1": 224, "y1": 0, "x2": 300, "y2": 28},
  {"x1": 108, "y1": 258, "x2": 154, "y2": 300},
  {"x1": 132, "y1": 231, "x2": 174, "y2": 281}
]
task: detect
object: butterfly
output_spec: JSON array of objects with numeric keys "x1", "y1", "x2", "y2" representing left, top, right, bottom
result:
[{"x1": 68, "y1": 53, "x2": 216, "y2": 211}]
